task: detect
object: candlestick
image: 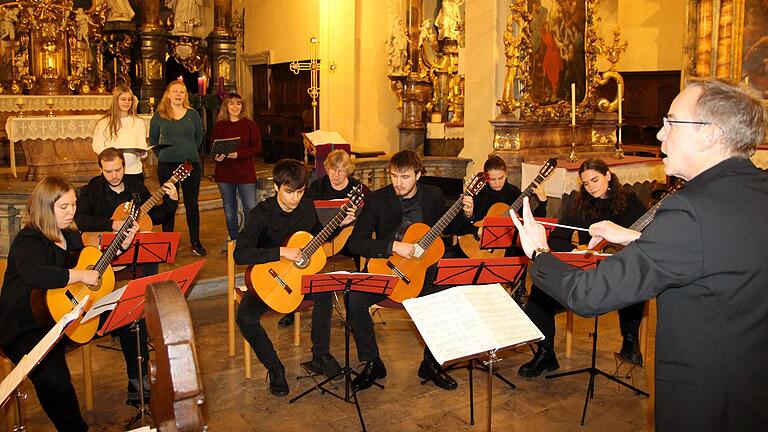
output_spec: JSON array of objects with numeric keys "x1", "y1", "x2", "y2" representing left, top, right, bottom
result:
[
  {"x1": 113, "y1": 58, "x2": 118, "y2": 85},
  {"x1": 618, "y1": 83, "x2": 623, "y2": 124},
  {"x1": 15, "y1": 98, "x2": 24, "y2": 117},
  {"x1": 45, "y1": 98, "x2": 55, "y2": 117},
  {"x1": 571, "y1": 83, "x2": 576, "y2": 126}
]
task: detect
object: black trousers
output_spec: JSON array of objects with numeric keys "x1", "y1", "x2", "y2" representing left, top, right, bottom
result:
[
  {"x1": 157, "y1": 161, "x2": 202, "y2": 244},
  {"x1": 236, "y1": 290, "x2": 334, "y2": 370},
  {"x1": 2, "y1": 332, "x2": 88, "y2": 432},
  {"x1": 525, "y1": 285, "x2": 645, "y2": 351}
]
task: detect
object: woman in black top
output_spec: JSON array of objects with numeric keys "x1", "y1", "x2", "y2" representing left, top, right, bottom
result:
[
  {"x1": 0, "y1": 177, "x2": 137, "y2": 431},
  {"x1": 518, "y1": 159, "x2": 648, "y2": 378}
]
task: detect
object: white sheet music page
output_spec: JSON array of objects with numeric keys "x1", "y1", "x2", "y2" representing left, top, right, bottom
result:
[{"x1": 403, "y1": 283, "x2": 543, "y2": 365}]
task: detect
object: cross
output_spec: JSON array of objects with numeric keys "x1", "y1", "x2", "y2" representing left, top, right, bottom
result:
[{"x1": 290, "y1": 36, "x2": 337, "y2": 162}]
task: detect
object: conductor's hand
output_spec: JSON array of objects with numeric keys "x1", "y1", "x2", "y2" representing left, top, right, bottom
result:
[
  {"x1": 340, "y1": 205, "x2": 357, "y2": 227},
  {"x1": 510, "y1": 197, "x2": 549, "y2": 259},
  {"x1": 70, "y1": 269, "x2": 100, "y2": 286},
  {"x1": 588, "y1": 221, "x2": 641, "y2": 248},
  {"x1": 392, "y1": 241, "x2": 416, "y2": 259},
  {"x1": 280, "y1": 247, "x2": 303, "y2": 262},
  {"x1": 162, "y1": 182, "x2": 178, "y2": 201},
  {"x1": 214, "y1": 154, "x2": 226, "y2": 162}
]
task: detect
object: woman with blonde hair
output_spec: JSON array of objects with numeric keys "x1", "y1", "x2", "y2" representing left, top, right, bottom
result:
[
  {"x1": 210, "y1": 92, "x2": 261, "y2": 241},
  {"x1": 149, "y1": 80, "x2": 205, "y2": 256},
  {"x1": 0, "y1": 177, "x2": 137, "y2": 431},
  {"x1": 92, "y1": 85, "x2": 148, "y2": 182}
]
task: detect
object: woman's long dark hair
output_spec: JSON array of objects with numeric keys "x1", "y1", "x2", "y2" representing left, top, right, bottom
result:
[{"x1": 564, "y1": 158, "x2": 628, "y2": 222}]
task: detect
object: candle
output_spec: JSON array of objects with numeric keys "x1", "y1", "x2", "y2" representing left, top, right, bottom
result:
[
  {"x1": 149, "y1": 96, "x2": 155, "y2": 104},
  {"x1": 571, "y1": 83, "x2": 576, "y2": 126},
  {"x1": 617, "y1": 83, "x2": 623, "y2": 125},
  {"x1": 197, "y1": 77, "x2": 203, "y2": 94},
  {"x1": 202, "y1": 75, "x2": 207, "y2": 95}
]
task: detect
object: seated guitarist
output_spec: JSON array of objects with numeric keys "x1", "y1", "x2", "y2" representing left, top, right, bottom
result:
[
  {"x1": 346, "y1": 150, "x2": 473, "y2": 392},
  {"x1": 0, "y1": 177, "x2": 138, "y2": 431},
  {"x1": 234, "y1": 159, "x2": 356, "y2": 396},
  {"x1": 74, "y1": 147, "x2": 178, "y2": 405}
]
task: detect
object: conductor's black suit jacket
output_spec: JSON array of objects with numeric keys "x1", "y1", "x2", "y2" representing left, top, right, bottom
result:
[{"x1": 530, "y1": 157, "x2": 768, "y2": 431}]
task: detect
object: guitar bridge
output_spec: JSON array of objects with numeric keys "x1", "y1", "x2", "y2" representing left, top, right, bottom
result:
[
  {"x1": 386, "y1": 261, "x2": 410, "y2": 284},
  {"x1": 268, "y1": 268, "x2": 293, "y2": 294},
  {"x1": 65, "y1": 290, "x2": 79, "y2": 307}
]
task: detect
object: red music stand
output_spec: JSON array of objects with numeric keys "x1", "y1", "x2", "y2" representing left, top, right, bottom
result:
[
  {"x1": 290, "y1": 272, "x2": 398, "y2": 432},
  {"x1": 480, "y1": 216, "x2": 557, "y2": 250},
  {"x1": 544, "y1": 252, "x2": 649, "y2": 425},
  {"x1": 95, "y1": 259, "x2": 205, "y2": 427},
  {"x1": 98, "y1": 231, "x2": 181, "y2": 279}
]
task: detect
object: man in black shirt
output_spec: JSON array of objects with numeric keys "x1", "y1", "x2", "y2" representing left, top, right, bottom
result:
[
  {"x1": 234, "y1": 159, "x2": 355, "y2": 396},
  {"x1": 346, "y1": 150, "x2": 474, "y2": 392},
  {"x1": 74, "y1": 147, "x2": 178, "y2": 405}
]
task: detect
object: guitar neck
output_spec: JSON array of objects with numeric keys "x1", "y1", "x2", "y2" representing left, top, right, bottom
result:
[
  {"x1": 302, "y1": 201, "x2": 353, "y2": 258},
  {"x1": 417, "y1": 193, "x2": 466, "y2": 250},
  {"x1": 93, "y1": 216, "x2": 134, "y2": 274},
  {"x1": 503, "y1": 173, "x2": 545, "y2": 217},
  {"x1": 140, "y1": 188, "x2": 167, "y2": 214}
]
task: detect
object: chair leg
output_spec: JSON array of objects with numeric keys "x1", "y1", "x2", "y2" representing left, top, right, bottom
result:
[
  {"x1": 82, "y1": 343, "x2": 93, "y2": 411},
  {"x1": 293, "y1": 311, "x2": 300, "y2": 347},
  {"x1": 565, "y1": 310, "x2": 574, "y2": 359},
  {"x1": 2, "y1": 357, "x2": 14, "y2": 432},
  {"x1": 227, "y1": 241, "x2": 236, "y2": 357},
  {"x1": 243, "y1": 338, "x2": 252, "y2": 379}
]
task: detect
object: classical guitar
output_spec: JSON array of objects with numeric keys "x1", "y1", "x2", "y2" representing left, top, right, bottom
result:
[
  {"x1": 458, "y1": 158, "x2": 557, "y2": 259},
  {"x1": 592, "y1": 179, "x2": 685, "y2": 254},
  {"x1": 112, "y1": 163, "x2": 192, "y2": 231},
  {"x1": 322, "y1": 225, "x2": 354, "y2": 257},
  {"x1": 245, "y1": 185, "x2": 366, "y2": 313},
  {"x1": 33, "y1": 204, "x2": 140, "y2": 344},
  {"x1": 367, "y1": 172, "x2": 488, "y2": 303}
]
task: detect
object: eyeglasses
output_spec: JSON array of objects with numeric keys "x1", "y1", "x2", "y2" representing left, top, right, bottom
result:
[{"x1": 662, "y1": 116, "x2": 711, "y2": 130}]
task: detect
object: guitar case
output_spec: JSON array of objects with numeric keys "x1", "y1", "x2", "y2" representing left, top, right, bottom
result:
[{"x1": 145, "y1": 280, "x2": 206, "y2": 431}]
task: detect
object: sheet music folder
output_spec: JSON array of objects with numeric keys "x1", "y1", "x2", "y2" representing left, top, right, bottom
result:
[
  {"x1": 403, "y1": 283, "x2": 544, "y2": 366},
  {"x1": 210, "y1": 137, "x2": 240, "y2": 156}
]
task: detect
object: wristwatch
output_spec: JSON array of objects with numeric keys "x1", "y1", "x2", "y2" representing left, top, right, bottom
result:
[{"x1": 531, "y1": 247, "x2": 551, "y2": 262}]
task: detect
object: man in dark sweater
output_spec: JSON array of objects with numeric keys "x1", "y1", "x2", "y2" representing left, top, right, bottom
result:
[
  {"x1": 74, "y1": 147, "x2": 178, "y2": 405},
  {"x1": 234, "y1": 159, "x2": 355, "y2": 396},
  {"x1": 346, "y1": 150, "x2": 474, "y2": 392}
]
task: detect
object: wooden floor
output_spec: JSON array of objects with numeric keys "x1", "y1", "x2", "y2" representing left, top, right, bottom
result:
[{"x1": 1, "y1": 166, "x2": 657, "y2": 431}]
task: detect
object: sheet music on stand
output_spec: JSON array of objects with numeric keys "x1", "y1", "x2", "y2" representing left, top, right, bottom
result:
[
  {"x1": 0, "y1": 297, "x2": 90, "y2": 406},
  {"x1": 402, "y1": 283, "x2": 544, "y2": 366}
]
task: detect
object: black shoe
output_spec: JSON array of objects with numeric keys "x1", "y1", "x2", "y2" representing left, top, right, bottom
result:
[
  {"x1": 191, "y1": 241, "x2": 207, "y2": 256},
  {"x1": 418, "y1": 360, "x2": 458, "y2": 390},
  {"x1": 352, "y1": 358, "x2": 387, "y2": 391},
  {"x1": 126, "y1": 376, "x2": 151, "y2": 405},
  {"x1": 277, "y1": 314, "x2": 294, "y2": 328},
  {"x1": 617, "y1": 334, "x2": 643, "y2": 365},
  {"x1": 518, "y1": 346, "x2": 559, "y2": 378},
  {"x1": 304, "y1": 353, "x2": 343, "y2": 380},
  {"x1": 267, "y1": 366, "x2": 289, "y2": 396}
]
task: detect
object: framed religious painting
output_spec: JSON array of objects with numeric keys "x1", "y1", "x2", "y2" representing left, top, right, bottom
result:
[
  {"x1": 498, "y1": 0, "x2": 602, "y2": 120},
  {"x1": 683, "y1": 0, "x2": 768, "y2": 99}
]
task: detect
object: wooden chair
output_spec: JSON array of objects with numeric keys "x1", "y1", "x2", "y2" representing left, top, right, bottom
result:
[
  {"x1": 1, "y1": 259, "x2": 15, "y2": 432},
  {"x1": 226, "y1": 241, "x2": 301, "y2": 379}
]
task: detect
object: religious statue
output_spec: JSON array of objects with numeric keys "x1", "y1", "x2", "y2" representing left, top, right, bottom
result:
[
  {"x1": 418, "y1": 19, "x2": 437, "y2": 50},
  {"x1": 166, "y1": 0, "x2": 203, "y2": 35},
  {"x1": 106, "y1": 0, "x2": 135, "y2": 22},
  {"x1": 0, "y1": 7, "x2": 19, "y2": 41},
  {"x1": 75, "y1": 8, "x2": 90, "y2": 41},
  {"x1": 435, "y1": 0, "x2": 464, "y2": 44},
  {"x1": 386, "y1": 16, "x2": 408, "y2": 75}
]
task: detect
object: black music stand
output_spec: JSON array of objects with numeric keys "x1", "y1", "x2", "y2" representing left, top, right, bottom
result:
[
  {"x1": 96, "y1": 260, "x2": 205, "y2": 428},
  {"x1": 289, "y1": 272, "x2": 398, "y2": 432},
  {"x1": 544, "y1": 252, "x2": 649, "y2": 425},
  {"x1": 98, "y1": 232, "x2": 181, "y2": 279},
  {"x1": 433, "y1": 257, "x2": 528, "y2": 425}
]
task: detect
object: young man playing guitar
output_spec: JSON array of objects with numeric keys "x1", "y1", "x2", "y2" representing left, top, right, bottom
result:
[
  {"x1": 74, "y1": 147, "x2": 178, "y2": 405},
  {"x1": 346, "y1": 150, "x2": 474, "y2": 392},
  {"x1": 234, "y1": 159, "x2": 356, "y2": 396}
]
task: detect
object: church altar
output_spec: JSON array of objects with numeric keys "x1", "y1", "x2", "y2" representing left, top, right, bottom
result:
[
  {"x1": 0, "y1": 95, "x2": 112, "y2": 113},
  {"x1": 5, "y1": 114, "x2": 152, "y2": 181},
  {"x1": 522, "y1": 156, "x2": 667, "y2": 198}
]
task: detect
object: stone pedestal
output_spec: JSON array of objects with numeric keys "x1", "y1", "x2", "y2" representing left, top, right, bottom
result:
[
  {"x1": 399, "y1": 75, "x2": 432, "y2": 154},
  {"x1": 137, "y1": 31, "x2": 168, "y2": 111}
]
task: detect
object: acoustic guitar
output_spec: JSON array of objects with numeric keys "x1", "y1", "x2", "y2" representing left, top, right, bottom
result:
[
  {"x1": 111, "y1": 163, "x2": 192, "y2": 232},
  {"x1": 245, "y1": 185, "x2": 366, "y2": 313},
  {"x1": 322, "y1": 225, "x2": 353, "y2": 257},
  {"x1": 367, "y1": 172, "x2": 488, "y2": 303},
  {"x1": 33, "y1": 204, "x2": 140, "y2": 344},
  {"x1": 458, "y1": 158, "x2": 557, "y2": 258}
]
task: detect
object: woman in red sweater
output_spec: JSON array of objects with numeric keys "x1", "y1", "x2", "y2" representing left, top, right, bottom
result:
[{"x1": 211, "y1": 93, "x2": 262, "y2": 241}]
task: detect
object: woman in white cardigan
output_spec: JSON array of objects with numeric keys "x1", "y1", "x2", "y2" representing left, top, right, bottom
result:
[{"x1": 92, "y1": 85, "x2": 148, "y2": 182}]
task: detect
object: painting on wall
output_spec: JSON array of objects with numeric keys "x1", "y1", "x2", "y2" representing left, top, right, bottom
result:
[
  {"x1": 528, "y1": 0, "x2": 587, "y2": 105},
  {"x1": 740, "y1": 0, "x2": 768, "y2": 98}
]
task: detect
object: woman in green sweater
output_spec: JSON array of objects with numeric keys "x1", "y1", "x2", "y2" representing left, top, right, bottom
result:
[{"x1": 149, "y1": 80, "x2": 206, "y2": 256}]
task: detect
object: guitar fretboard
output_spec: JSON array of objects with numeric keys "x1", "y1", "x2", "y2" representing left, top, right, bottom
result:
[
  {"x1": 503, "y1": 173, "x2": 546, "y2": 217},
  {"x1": 301, "y1": 200, "x2": 355, "y2": 260},
  {"x1": 93, "y1": 215, "x2": 134, "y2": 276},
  {"x1": 417, "y1": 193, "x2": 467, "y2": 251}
]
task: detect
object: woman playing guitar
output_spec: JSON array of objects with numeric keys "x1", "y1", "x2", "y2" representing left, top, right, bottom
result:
[
  {"x1": 0, "y1": 177, "x2": 138, "y2": 431},
  {"x1": 518, "y1": 158, "x2": 649, "y2": 378}
]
